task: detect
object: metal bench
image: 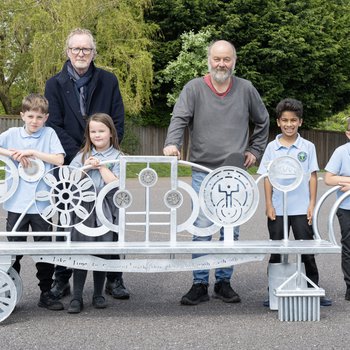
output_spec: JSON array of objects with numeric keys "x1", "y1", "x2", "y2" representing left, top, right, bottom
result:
[{"x1": 0, "y1": 155, "x2": 341, "y2": 322}]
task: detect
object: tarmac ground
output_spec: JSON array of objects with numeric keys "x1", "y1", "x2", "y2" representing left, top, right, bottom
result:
[{"x1": 0, "y1": 176, "x2": 349, "y2": 350}]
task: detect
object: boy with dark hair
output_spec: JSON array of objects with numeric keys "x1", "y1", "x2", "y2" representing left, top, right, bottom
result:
[{"x1": 257, "y1": 98, "x2": 331, "y2": 307}]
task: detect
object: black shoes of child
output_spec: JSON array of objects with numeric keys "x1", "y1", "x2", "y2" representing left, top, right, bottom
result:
[
  {"x1": 92, "y1": 295, "x2": 107, "y2": 309},
  {"x1": 68, "y1": 299, "x2": 84, "y2": 313},
  {"x1": 50, "y1": 280, "x2": 71, "y2": 300},
  {"x1": 105, "y1": 278, "x2": 130, "y2": 299},
  {"x1": 181, "y1": 281, "x2": 241, "y2": 305},
  {"x1": 38, "y1": 291, "x2": 64, "y2": 311},
  {"x1": 345, "y1": 288, "x2": 350, "y2": 301},
  {"x1": 68, "y1": 296, "x2": 107, "y2": 314}
]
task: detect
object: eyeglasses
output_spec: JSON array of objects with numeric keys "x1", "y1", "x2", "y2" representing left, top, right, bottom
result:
[{"x1": 69, "y1": 47, "x2": 94, "y2": 55}]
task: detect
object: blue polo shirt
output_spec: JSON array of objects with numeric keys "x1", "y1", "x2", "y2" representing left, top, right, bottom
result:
[
  {"x1": 70, "y1": 146, "x2": 120, "y2": 192},
  {"x1": 0, "y1": 126, "x2": 65, "y2": 214},
  {"x1": 325, "y1": 142, "x2": 350, "y2": 210},
  {"x1": 257, "y1": 133, "x2": 319, "y2": 216}
]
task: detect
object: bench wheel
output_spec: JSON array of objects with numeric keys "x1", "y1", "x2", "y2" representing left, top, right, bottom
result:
[
  {"x1": 7, "y1": 267, "x2": 23, "y2": 305},
  {"x1": 0, "y1": 269, "x2": 17, "y2": 322}
]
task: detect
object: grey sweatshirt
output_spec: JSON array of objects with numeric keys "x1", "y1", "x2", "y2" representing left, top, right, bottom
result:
[{"x1": 164, "y1": 76, "x2": 270, "y2": 169}]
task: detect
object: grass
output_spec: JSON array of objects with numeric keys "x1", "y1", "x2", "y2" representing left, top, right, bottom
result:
[
  {"x1": 0, "y1": 161, "x2": 258, "y2": 181},
  {"x1": 125, "y1": 163, "x2": 258, "y2": 178},
  {"x1": 0, "y1": 161, "x2": 4, "y2": 180},
  {"x1": 126, "y1": 163, "x2": 191, "y2": 178}
]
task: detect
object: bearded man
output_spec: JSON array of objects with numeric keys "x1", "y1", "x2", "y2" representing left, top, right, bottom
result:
[{"x1": 163, "y1": 40, "x2": 270, "y2": 305}]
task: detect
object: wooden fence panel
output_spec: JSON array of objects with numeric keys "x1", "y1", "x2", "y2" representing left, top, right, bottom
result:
[{"x1": 0, "y1": 115, "x2": 347, "y2": 169}]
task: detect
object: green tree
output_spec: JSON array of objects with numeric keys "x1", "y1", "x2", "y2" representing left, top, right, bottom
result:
[
  {"x1": 161, "y1": 30, "x2": 213, "y2": 106},
  {"x1": 219, "y1": 0, "x2": 350, "y2": 127},
  {"x1": 142, "y1": 0, "x2": 226, "y2": 126},
  {"x1": 0, "y1": 0, "x2": 37, "y2": 114},
  {"x1": 146, "y1": 0, "x2": 350, "y2": 129},
  {"x1": 0, "y1": 0, "x2": 155, "y2": 115}
]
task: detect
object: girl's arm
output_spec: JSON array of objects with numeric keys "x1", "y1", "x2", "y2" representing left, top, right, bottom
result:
[
  {"x1": 99, "y1": 165, "x2": 119, "y2": 184},
  {"x1": 83, "y1": 157, "x2": 118, "y2": 184}
]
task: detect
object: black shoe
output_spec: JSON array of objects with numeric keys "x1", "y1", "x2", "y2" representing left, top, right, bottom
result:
[
  {"x1": 105, "y1": 278, "x2": 130, "y2": 299},
  {"x1": 213, "y1": 281, "x2": 241, "y2": 303},
  {"x1": 38, "y1": 291, "x2": 64, "y2": 311},
  {"x1": 345, "y1": 288, "x2": 350, "y2": 301},
  {"x1": 180, "y1": 283, "x2": 209, "y2": 305},
  {"x1": 320, "y1": 296, "x2": 332, "y2": 306},
  {"x1": 92, "y1": 295, "x2": 107, "y2": 309},
  {"x1": 263, "y1": 298, "x2": 269, "y2": 307},
  {"x1": 50, "y1": 280, "x2": 71, "y2": 300},
  {"x1": 68, "y1": 299, "x2": 83, "y2": 314}
]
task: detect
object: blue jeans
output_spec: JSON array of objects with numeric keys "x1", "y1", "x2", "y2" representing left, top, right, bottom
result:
[{"x1": 191, "y1": 170, "x2": 239, "y2": 285}]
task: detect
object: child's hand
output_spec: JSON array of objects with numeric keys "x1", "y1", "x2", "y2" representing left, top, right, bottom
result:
[
  {"x1": 339, "y1": 182, "x2": 350, "y2": 193},
  {"x1": 9, "y1": 149, "x2": 33, "y2": 168},
  {"x1": 85, "y1": 156, "x2": 100, "y2": 168},
  {"x1": 307, "y1": 205, "x2": 314, "y2": 225},
  {"x1": 265, "y1": 205, "x2": 276, "y2": 221}
]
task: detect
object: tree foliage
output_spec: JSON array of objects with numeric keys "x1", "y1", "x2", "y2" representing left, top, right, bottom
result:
[
  {"x1": 146, "y1": 0, "x2": 350, "y2": 128},
  {"x1": 161, "y1": 30, "x2": 213, "y2": 106},
  {"x1": 142, "y1": 0, "x2": 224, "y2": 126},
  {"x1": 0, "y1": 0, "x2": 155, "y2": 115},
  {"x1": 2, "y1": 0, "x2": 350, "y2": 130},
  {"x1": 219, "y1": 0, "x2": 350, "y2": 127}
]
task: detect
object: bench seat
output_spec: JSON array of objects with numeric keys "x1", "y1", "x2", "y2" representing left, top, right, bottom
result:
[{"x1": 0, "y1": 238, "x2": 341, "y2": 256}]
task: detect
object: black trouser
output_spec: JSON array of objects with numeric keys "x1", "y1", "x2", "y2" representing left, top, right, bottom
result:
[
  {"x1": 267, "y1": 215, "x2": 319, "y2": 286},
  {"x1": 106, "y1": 232, "x2": 123, "y2": 282},
  {"x1": 336, "y1": 208, "x2": 350, "y2": 288},
  {"x1": 52, "y1": 175, "x2": 73, "y2": 283},
  {"x1": 53, "y1": 229, "x2": 73, "y2": 283},
  {"x1": 6, "y1": 212, "x2": 54, "y2": 292}
]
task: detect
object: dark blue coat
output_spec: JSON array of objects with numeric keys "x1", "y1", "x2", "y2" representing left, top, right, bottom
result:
[{"x1": 45, "y1": 61, "x2": 124, "y2": 164}]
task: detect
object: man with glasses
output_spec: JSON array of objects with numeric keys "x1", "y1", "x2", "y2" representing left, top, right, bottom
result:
[{"x1": 45, "y1": 28, "x2": 128, "y2": 302}]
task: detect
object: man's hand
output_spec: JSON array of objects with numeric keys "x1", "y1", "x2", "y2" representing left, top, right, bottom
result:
[
  {"x1": 163, "y1": 145, "x2": 181, "y2": 158},
  {"x1": 244, "y1": 151, "x2": 256, "y2": 168}
]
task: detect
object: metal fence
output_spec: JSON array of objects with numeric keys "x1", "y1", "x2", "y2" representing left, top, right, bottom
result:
[{"x1": 0, "y1": 115, "x2": 347, "y2": 169}]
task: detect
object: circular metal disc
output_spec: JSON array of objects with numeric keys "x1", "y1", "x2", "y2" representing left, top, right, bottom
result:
[
  {"x1": 199, "y1": 166, "x2": 259, "y2": 227},
  {"x1": 138, "y1": 168, "x2": 158, "y2": 187},
  {"x1": 0, "y1": 269, "x2": 17, "y2": 322},
  {"x1": 267, "y1": 155, "x2": 303, "y2": 192},
  {"x1": 18, "y1": 158, "x2": 45, "y2": 182}
]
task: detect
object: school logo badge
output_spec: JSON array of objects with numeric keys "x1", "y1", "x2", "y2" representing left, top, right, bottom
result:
[{"x1": 297, "y1": 151, "x2": 307, "y2": 162}]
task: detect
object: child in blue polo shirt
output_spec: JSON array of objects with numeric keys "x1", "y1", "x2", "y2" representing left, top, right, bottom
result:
[
  {"x1": 257, "y1": 98, "x2": 331, "y2": 307},
  {"x1": 0, "y1": 93, "x2": 65, "y2": 311},
  {"x1": 324, "y1": 117, "x2": 350, "y2": 301},
  {"x1": 67, "y1": 113, "x2": 123, "y2": 314}
]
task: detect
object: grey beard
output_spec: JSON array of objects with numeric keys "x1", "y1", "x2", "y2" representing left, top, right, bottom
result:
[{"x1": 211, "y1": 69, "x2": 232, "y2": 83}]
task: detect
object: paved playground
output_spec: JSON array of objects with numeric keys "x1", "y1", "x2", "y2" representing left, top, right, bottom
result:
[{"x1": 0, "y1": 176, "x2": 348, "y2": 350}]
